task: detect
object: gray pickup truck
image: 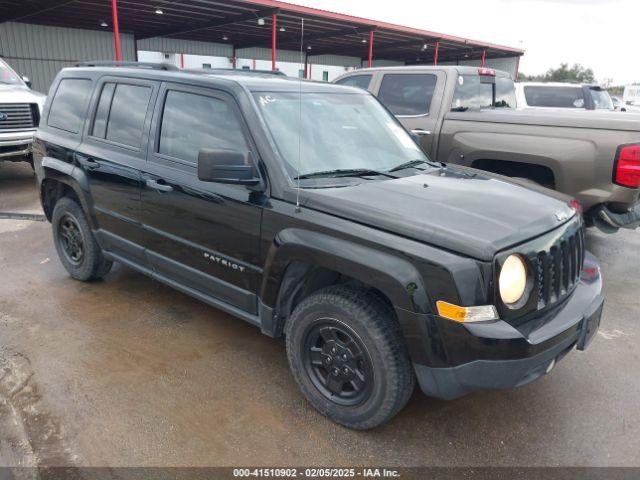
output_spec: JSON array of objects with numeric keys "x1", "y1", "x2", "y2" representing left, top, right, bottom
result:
[{"x1": 335, "y1": 66, "x2": 640, "y2": 232}]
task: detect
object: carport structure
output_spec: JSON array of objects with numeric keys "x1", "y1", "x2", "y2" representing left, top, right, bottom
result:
[{"x1": 0, "y1": 0, "x2": 523, "y2": 83}]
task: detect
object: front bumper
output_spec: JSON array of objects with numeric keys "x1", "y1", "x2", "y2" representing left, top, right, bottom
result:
[
  {"x1": 0, "y1": 130, "x2": 35, "y2": 160},
  {"x1": 399, "y1": 252, "x2": 603, "y2": 400}
]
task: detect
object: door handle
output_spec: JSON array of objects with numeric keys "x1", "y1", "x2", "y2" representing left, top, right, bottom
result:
[
  {"x1": 411, "y1": 129, "x2": 432, "y2": 136},
  {"x1": 75, "y1": 154, "x2": 99, "y2": 170},
  {"x1": 146, "y1": 178, "x2": 174, "y2": 193}
]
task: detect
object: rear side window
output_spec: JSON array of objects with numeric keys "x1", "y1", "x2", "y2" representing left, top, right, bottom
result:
[
  {"x1": 524, "y1": 86, "x2": 585, "y2": 108},
  {"x1": 378, "y1": 74, "x2": 437, "y2": 116},
  {"x1": 336, "y1": 75, "x2": 372, "y2": 90},
  {"x1": 158, "y1": 90, "x2": 249, "y2": 165},
  {"x1": 47, "y1": 78, "x2": 92, "y2": 133}
]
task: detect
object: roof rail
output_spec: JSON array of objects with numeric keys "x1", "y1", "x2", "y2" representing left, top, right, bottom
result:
[
  {"x1": 75, "y1": 61, "x2": 179, "y2": 71},
  {"x1": 184, "y1": 68, "x2": 287, "y2": 77}
]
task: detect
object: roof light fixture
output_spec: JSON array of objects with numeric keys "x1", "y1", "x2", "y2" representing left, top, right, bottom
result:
[
  {"x1": 361, "y1": 39, "x2": 367, "y2": 43},
  {"x1": 279, "y1": 26, "x2": 286, "y2": 32},
  {"x1": 258, "y1": 18, "x2": 266, "y2": 26},
  {"x1": 100, "y1": 21, "x2": 108, "y2": 27},
  {"x1": 421, "y1": 43, "x2": 428, "y2": 51},
  {"x1": 155, "y1": 8, "x2": 163, "y2": 14},
  {"x1": 222, "y1": 36, "x2": 229, "y2": 41}
]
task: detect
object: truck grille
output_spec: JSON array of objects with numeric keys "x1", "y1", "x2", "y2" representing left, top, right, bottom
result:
[
  {"x1": 534, "y1": 225, "x2": 585, "y2": 309},
  {"x1": 0, "y1": 103, "x2": 37, "y2": 131}
]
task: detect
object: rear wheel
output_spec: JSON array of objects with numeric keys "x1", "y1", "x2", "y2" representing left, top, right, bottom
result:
[
  {"x1": 285, "y1": 286, "x2": 415, "y2": 430},
  {"x1": 52, "y1": 197, "x2": 112, "y2": 281}
]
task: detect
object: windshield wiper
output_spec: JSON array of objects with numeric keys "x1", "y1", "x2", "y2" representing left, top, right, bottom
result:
[
  {"x1": 389, "y1": 159, "x2": 444, "y2": 172},
  {"x1": 294, "y1": 168, "x2": 397, "y2": 180}
]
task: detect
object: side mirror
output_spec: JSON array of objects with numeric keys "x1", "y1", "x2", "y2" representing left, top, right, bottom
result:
[
  {"x1": 197, "y1": 149, "x2": 260, "y2": 185},
  {"x1": 21, "y1": 76, "x2": 32, "y2": 88}
]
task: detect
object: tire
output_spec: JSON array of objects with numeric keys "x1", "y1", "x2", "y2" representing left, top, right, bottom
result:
[
  {"x1": 51, "y1": 197, "x2": 113, "y2": 281},
  {"x1": 285, "y1": 285, "x2": 415, "y2": 430}
]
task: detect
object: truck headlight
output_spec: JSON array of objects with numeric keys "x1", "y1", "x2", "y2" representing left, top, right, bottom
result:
[{"x1": 499, "y1": 254, "x2": 528, "y2": 306}]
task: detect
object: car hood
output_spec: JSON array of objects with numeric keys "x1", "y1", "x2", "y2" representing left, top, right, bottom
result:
[
  {"x1": 0, "y1": 84, "x2": 46, "y2": 105},
  {"x1": 301, "y1": 167, "x2": 575, "y2": 261}
]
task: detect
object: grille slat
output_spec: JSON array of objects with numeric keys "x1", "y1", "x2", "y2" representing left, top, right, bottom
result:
[
  {"x1": 533, "y1": 226, "x2": 584, "y2": 311},
  {"x1": 0, "y1": 103, "x2": 36, "y2": 131}
]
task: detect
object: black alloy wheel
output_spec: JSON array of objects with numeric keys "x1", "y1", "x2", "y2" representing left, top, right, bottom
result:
[
  {"x1": 302, "y1": 319, "x2": 374, "y2": 406},
  {"x1": 58, "y1": 213, "x2": 85, "y2": 265}
]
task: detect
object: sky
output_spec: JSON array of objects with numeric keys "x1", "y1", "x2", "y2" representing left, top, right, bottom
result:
[{"x1": 290, "y1": 0, "x2": 639, "y2": 85}]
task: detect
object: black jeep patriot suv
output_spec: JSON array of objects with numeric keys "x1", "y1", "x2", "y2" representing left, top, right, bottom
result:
[{"x1": 34, "y1": 63, "x2": 604, "y2": 429}]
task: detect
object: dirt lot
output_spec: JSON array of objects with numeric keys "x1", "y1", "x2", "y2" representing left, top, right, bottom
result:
[{"x1": 1, "y1": 161, "x2": 639, "y2": 468}]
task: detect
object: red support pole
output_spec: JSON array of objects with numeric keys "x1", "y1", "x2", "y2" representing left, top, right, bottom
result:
[
  {"x1": 367, "y1": 30, "x2": 374, "y2": 68},
  {"x1": 481, "y1": 49, "x2": 486, "y2": 68},
  {"x1": 434, "y1": 41, "x2": 439, "y2": 66},
  {"x1": 271, "y1": 14, "x2": 277, "y2": 71},
  {"x1": 180, "y1": 53, "x2": 184, "y2": 69},
  {"x1": 111, "y1": 0, "x2": 122, "y2": 61}
]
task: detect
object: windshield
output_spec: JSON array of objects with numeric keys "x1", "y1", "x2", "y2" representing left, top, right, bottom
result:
[
  {"x1": 451, "y1": 75, "x2": 516, "y2": 111},
  {"x1": 0, "y1": 58, "x2": 23, "y2": 85},
  {"x1": 253, "y1": 92, "x2": 427, "y2": 181},
  {"x1": 590, "y1": 88, "x2": 614, "y2": 110}
]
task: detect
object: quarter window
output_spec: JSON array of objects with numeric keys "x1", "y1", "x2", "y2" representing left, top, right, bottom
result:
[
  {"x1": 158, "y1": 90, "x2": 249, "y2": 165},
  {"x1": 378, "y1": 74, "x2": 437, "y2": 116},
  {"x1": 335, "y1": 75, "x2": 372, "y2": 91},
  {"x1": 47, "y1": 78, "x2": 92, "y2": 134},
  {"x1": 523, "y1": 86, "x2": 585, "y2": 109}
]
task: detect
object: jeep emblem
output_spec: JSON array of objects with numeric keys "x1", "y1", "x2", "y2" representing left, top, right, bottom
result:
[
  {"x1": 555, "y1": 210, "x2": 569, "y2": 222},
  {"x1": 0, "y1": 112, "x2": 8, "y2": 121}
]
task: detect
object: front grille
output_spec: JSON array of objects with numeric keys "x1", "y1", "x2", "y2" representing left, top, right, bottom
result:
[
  {"x1": 534, "y1": 225, "x2": 585, "y2": 310},
  {"x1": 0, "y1": 103, "x2": 36, "y2": 131}
]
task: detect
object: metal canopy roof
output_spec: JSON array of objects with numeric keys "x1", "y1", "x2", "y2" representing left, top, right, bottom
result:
[{"x1": 0, "y1": 0, "x2": 523, "y2": 64}]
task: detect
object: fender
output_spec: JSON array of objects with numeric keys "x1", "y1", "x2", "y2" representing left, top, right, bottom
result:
[
  {"x1": 260, "y1": 228, "x2": 431, "y2": 315},
  {"x1": 40, "y1": 157, "x2": 96, "y2": 228}
]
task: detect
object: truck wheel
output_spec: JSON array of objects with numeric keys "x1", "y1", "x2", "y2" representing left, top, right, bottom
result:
[
  {"x1": 51, "y1": 197, "x2": 113, "y2": 281},
  {"x1": 285, "y1": 286, "x2": 415, "y2": 430}
]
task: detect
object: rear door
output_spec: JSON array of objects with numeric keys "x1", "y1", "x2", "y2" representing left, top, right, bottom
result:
[
  {"x1": 139, "y1": 83, "x2": 264, "y2": 315},
  {"x1": 77, "y1": 76, "x2": 159, "y2": 266},
  {"x1": 372, "y1": 71, "x2": 446, "y2": 157}
]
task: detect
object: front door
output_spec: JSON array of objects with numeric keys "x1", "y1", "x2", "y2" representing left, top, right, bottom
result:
[
  {"x1": 77, "y1": 77, "x2": 158, "y2": 265},
  {"x1": 139, "y1": 83, "x2": 264, "y2": 315}
]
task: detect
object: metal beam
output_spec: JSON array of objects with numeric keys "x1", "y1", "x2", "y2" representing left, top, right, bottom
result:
[
  {"x1": 273, "y1": 25, "x2": 375, "y2": 50},
  {"x1": 137, "y1": 7, "x2": 279, "y2": 40},
  {"x1": 0, "y1": 0, "x2": 76, "y2": 24},
  {"x1": 112, "y1": 0, "x2": 122, "y2": 61}
]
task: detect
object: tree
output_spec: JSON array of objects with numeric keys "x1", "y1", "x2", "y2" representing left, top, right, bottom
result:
[{"x1": 519, "y1": 63, "x2": 596, "y2": 83}]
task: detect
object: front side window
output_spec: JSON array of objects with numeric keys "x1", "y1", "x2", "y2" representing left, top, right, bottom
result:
[
  {"x1": 159, "y1": 90, "x2": 249, "y2": 164},
  {"x1": 253, "y1": 92, "x2": 425, "y2": 181},
  {"x1": 105, "y1": 84, "x2": 152, "y2": 148},
  {"x1": 47, "y1": 78, "x2": 93, "y2": 133},
  {"x1": 378, "y1": 74, "x2": 437, "y2": 116},
  {"x1": 335, "y1": 75, "x2": 372, "y2": 91},
  {"x1": 523, "y1": 86, "x2": 585, "y2": 108}
]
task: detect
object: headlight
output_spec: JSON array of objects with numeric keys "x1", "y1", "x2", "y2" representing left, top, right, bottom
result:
[{"x1": 499, "y1": 254, "x2": 528, "y2": 306}]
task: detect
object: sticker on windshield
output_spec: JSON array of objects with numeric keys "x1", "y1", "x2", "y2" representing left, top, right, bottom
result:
[{"x1": 259, "y1": 95, "x2": 276, "y2": 107}]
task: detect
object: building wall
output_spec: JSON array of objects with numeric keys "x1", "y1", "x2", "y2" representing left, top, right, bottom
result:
[{"x1": 0, "y1": 22, "x2": 136, "y2": 94}]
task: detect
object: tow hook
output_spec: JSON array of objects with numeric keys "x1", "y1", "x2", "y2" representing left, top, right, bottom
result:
[{"x1": 593, "y1": 203, "x2": 640, "y2": 233}]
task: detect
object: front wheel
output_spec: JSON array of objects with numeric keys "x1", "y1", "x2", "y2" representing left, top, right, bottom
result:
[{"x1": 285, "y1": 286, "x2": 415, "y2": 430}]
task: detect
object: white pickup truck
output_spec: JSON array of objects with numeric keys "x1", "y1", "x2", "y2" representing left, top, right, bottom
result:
[{"x1": 0, "y1": 57, "x2": 45, "y2": 165}]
